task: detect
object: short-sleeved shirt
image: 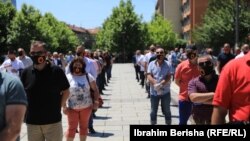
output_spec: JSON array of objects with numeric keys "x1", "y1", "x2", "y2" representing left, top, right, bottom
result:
[
  {"x1": 17, "y1": 56, "x2": 33, "y2": 68},
  {"x1": 0, "y1": 72, "x2": 27, "y2": 131},
  {"x1": 66, "y1": 73, "x2": 94, "y2": 109},
  {"x1": 175, "y1": 60, "x2": 200, "y2": 101},
  {"x1": 137, "y1": 55, "x2": 145, "y2": 71},
  {"x1": 188, "y1": 73, "x2": 218, "y2": 120},
  {"x1": 145, "y1": 52, "x2": 155, "y2": 64},
  {"x1": 0, "y1": 59, "x2": 25, "y2": 77},
  {"x1": 21, "y1": 63, "x2": 70, "y2": 125},
  {"x1": 217, "y1": 52, "x2": 235, "y2": 72},
  {"x1": 147, "y1": 60, "x2": 171, "y2": 96},
  {"x1": 213, "y1": 52, "x2": 250, "y2": 122}
]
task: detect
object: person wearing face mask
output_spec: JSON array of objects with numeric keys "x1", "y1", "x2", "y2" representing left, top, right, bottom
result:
[
  {"x1": 175, "y1": 44, "x2": 200, "y2": 125},
  {"x1": 20, "y1": 41, "x2": 70, "y2": 141},
  {"x1": 188, "y1": 55, "x2": 218, "y2": 125},
  {"x1": 65, "y1": 45, "x2": 98, "y2": 134},
  {"x1": 205, "y1": 48, "x2": 217, "y2": 67},
  {"x1": 0, "y1": 49, "x2": 24, "y2": 77},
  {"x1": 235, "y1": 44, "x2": 249, "y2": 59},
  {"x1": 64, "y1": 56, "x2": 99, "y2": 141},
  {"x1": 147, "y1": 48, "x2": 172, "y2": 125},
  {"x1": 217, "y1": 43, "x2": 235, "y2": 73},
  {"x1": 17, "y1": 48, "x2": 33, "y2": 68}
]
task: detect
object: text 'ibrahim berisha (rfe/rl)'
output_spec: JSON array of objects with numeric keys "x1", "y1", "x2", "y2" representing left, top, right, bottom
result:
[{"x1": 130, "y1": 125, "x2": 249, "y2": 141}]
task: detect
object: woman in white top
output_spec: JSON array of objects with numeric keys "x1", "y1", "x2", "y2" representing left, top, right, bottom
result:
[{"x1": 63, "y1": 56, "x2": 99, "y2": 141}]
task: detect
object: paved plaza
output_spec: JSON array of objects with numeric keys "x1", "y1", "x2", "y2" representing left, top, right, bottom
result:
[{"x1": 20, "y1": 63, "x2": 184, "y2": 141}]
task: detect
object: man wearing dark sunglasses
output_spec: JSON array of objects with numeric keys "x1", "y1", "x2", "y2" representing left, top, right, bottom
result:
[
  {"x1": 188, "y1": 55, "x2": 218, "y2": 124},
  {"x1": 175, "y1": 44, "x2": 200, "y2": 125},
  {"x1": 147, "y1": 48, "x2": 172, "y2": 125},
  {"x1": 20, "y1": 41, "x2": 70, "y2": 141}
]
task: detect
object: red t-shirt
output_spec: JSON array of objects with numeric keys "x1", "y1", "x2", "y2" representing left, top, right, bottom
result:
[
  {"x1": 213, "y1": 53, "x2": 250, "y2": 121},
  {"x1": 175, "y1": 60, "x2": 200, "y2": 101}
]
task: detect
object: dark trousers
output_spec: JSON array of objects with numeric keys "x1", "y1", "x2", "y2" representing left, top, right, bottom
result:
[
  {"x1": 88, "y1": 112, "x2": 94, "y2": 128},
  {"x1": 139, "y1": 71, "x2": 145, "y2": 86},
  {"x1": 178, "y1": 100, "x2": 192, "y2": 125},
  {"x1": 134, "y1": 65, "x2": 140, "y2": 81}
]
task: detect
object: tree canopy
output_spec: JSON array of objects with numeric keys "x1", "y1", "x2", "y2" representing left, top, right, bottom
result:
[
  {"x1": 96, "y1": 0, "x2": 145, "y2": 54},
  {"x1": 1, "y1": 2, "x2": 79, "y2": 54},
  {"x1": 193, "y1": 0, "x2": 250, "y2": 52},
  {"x1": 0, "y1": 1, "x2": 16, "y2": 54},
  {"x1": 147, "y1": 13, "x2": 177, "y2": 50}
]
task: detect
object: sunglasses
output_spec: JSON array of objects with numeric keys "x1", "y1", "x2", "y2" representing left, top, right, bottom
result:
[
  {"x1": 30, "y1": 51, "x2": 45, "y2": 56},
  {"x1": 156, "y1": 51, "x2": 164, "y2": 55},
  {"x1": 198, "y1": 61, "x2": 212, "y2": 67}
]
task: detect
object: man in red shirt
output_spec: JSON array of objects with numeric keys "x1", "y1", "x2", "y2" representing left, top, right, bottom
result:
[
  {"x1": 212, "y1": 52, "x2": 250, "y2": 124},
  {"x1": 175, "y1": 45, "x2": 200, "y2": 125}
]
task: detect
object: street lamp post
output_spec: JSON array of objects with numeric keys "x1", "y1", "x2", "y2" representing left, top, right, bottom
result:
[{"x1": 235, "y1": 0, "x2": 240, "y2": 51}]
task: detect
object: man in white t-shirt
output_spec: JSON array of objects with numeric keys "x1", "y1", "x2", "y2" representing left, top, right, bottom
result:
[
  {"x1": 0, "y1": 50, "x2": 24, "y2": 77},
  {"x1": 17, "y1": 48, "x2": 33, "y2": 68}
]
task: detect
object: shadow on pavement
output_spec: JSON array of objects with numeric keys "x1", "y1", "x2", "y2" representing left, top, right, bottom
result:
[
  {"x1": 88, "y1": 132, "x2": 114, "y2": 138},
  {"x1": 170, "y1": 104, "x2": 178, "y2": 107},
  {"x1": 94, "y1": 116, "x2": 112, "y2": 120},
  {"x1": 99, "y1": 106, "x2": 111, "y2": 109}
]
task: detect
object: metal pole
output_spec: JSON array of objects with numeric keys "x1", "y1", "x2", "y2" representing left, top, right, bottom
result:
[{"x1": 235, "y1": 0, "x2": 240, "y2": 51}]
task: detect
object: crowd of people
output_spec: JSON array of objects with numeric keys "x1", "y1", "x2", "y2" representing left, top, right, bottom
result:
[
  {"x1": 0, "y1": 36, "x2": 250, "y2": 140},
  {"x1": 0, "y1": 41, "x2": 114, "y2": 141},
  {"x1": 132, "y1": 40, "x2": 250, "y2": 125}
]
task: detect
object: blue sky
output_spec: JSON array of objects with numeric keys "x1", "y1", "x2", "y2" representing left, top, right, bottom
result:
[{"x1": 16, "y1": 0, "x2": 157, "y2": 29}]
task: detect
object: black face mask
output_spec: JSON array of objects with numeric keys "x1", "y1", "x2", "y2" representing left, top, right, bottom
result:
[
  {"x1": 18, "y1": 51, "x2": 23, "y2": 56},
  {"x1": 187, "y1": 52, "x2": 196, "y2": 60},
  {"x1": 76, "y1": 52, "x2": 82, "y2": 56},
  {"x1": 243, "y1": 51, "x2": 249, "y2": 55},
  {"x1": 208, "y1": 51, "x2": 213, "y2": 55},
  {"x1": 73, "y1": 67, "x2": 82, "y2": 74},
  {"x1": 199, "y1": 61, "x2": 214, "y2": 76},
  {"x1": 156, "y1": 55, "x2": 162, "y2": 60},
  {"x1": 31, "y1": 55, "x2": 46, "y2": 65}
]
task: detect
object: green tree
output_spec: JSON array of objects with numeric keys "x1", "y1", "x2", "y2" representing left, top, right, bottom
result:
[
  {"x1": 37, "y1": 13, "x2": 79, "y2": 52},
  {"x1": 8, "y1": 4, "x2": 42, "y2": 52},
  {"x1": 147, "y1": 13, "x2": 177, "y2": 50},
  {"x1": 8, "y1": 4, "x2": 79, "y2": 53},
  {"x1": 96, "y1": 0, "x2": 146, "y2": 62},
  {"x1": 193, "y1": 0, "x2": 250, "y2": 53},
  {"x1": 0, "y1": 0, "x2": 16, "y2": 54}
]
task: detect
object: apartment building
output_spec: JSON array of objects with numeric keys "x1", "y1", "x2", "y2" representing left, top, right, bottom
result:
[
  {"x1": 156, "y1": 0, "x2": 209, "y2": 43},
  {"x1": 181, "y1": 0, "x2": 209, "y2": 43},
  {"x1": 155, "y1": 0, "x2": 182, "y2": 35}
]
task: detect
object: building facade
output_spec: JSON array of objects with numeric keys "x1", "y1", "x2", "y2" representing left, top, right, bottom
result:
[
  {"x1": 156, "y1": 0, "x2": 209, "y2": 43},
  {"x1": 68, "y1": 25, "x2": 99, "y2": 49},
  {"x1": 155, "y1": 0, "x2": 182, "y2": 35},
  {"x1": 181, "y1": 0, "x2": 209, "y2": 43}
]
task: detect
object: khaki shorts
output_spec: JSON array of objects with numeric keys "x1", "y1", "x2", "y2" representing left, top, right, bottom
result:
[{"x1": 27, "y1": 121, "x2": 63, "y2": 141}]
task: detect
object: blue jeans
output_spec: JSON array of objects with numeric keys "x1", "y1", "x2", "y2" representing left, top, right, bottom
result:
[
  {"x1": 178, "y1": 100, "x2": 192, "y2": 125},
  {"x1": 150, "y1": 93, "x2": 171, "y2": 125}
]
